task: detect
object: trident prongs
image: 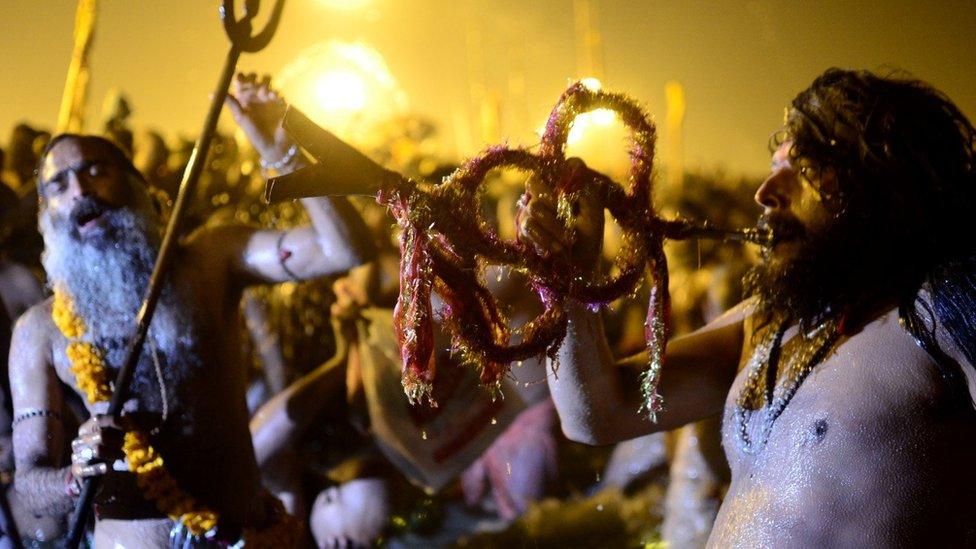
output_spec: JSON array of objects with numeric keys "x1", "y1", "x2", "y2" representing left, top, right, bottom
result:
[
  {"x1": 221, "y1": 0, "x2": 286, "y2": 53},
  {"x1": 65, "y1": 1, "x2": 287, "y2": 547}
]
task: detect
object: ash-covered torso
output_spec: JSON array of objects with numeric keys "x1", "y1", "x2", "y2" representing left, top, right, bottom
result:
[
  {"x1": 47, "y1": 242, "x2": 260, "y2": 527},
  {"x1": 711, "y1": 308, "x2": 976, "y2": 547}
]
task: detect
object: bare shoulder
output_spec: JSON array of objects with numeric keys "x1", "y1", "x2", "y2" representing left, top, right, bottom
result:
[
  {"x1": 899, "y1": 287, "x2": 976, "y2": 404},
  {"x1": 620, "y1": 299, "x2": 751, "y2": 372},
  {"x1": 182, "y1": 221, "x2": 256, "y2": 257},
  {"x1": 839, "y1": 307, "x2": 970, "y2": 417},
  {"x1": 180, "y1": 222, "x2": 260, "y2": 285},
  {"x1": 672, "y1": 298, "x2": 751, "y2": 362},
  {"x1": 9, "y1": 298, "x2": 56, "y2": 376},
  {"x1": 12, "y1": 297, "x2": 55, "y2": 338}
]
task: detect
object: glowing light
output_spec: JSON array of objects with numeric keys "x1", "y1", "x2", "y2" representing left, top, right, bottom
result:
[
  {"x1": 275, "y1": 41, "x2": 407, "y2": 145},
  {"x1": 313, "y1": 69, "x2": 367, "y2": 113},
  {"x1": 567, "y1": 108, "x2": 617, "y2": 145},
  {"x1": 580, "y1": 77, "x2": 603, "y2": 92}
]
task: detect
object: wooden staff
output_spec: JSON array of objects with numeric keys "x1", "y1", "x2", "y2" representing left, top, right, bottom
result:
[
  {"x1": 64, "y1": 1, "x2": 285, "y2": 546},
  {"x1": 57, "y1": 0, "x2": 98, "y2": 134}
]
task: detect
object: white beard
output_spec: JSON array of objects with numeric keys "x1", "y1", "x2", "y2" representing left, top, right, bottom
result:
[{"x1": 40, "y1": 200, "x2": 192, "y2": 367}]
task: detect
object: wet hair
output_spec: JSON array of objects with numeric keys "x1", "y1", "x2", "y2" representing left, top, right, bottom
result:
[
  {"x1": 786, "y1": 68, "x2": 976, "y2": 279},
  {"x1": 35, "y1": 133, "x2": 147, "y2": 199},
  {"x1": 763, "y1": 68, "x2": 976, "y2": 369}
]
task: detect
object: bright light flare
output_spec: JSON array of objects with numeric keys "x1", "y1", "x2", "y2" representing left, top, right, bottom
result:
[
  {"x1": 275, "y1": 41, "x2": 407, "y2": 145},
  {"x1": 580, "y1": 77, "x2": 603, "y2": 92},
  {"x1": 314, "y1": 69, "x2": 367, "y2": 113},
  {"x1": 567, "y1": 108, "x2": 617, "y2": 145}
]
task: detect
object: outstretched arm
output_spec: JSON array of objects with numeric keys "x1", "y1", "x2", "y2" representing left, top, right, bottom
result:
[
  {"x1": 517, "y1": 163, "x2": 745, "y2": 445},
  {"x1": 215, "y1": 73, "x2": 376, "y2": 284}
]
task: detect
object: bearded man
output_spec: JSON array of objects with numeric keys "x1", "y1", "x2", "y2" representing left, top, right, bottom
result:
[
  {"x1": 518, "y1": 68, "x2": 976, "y2": 546},
  {"x1": 8, "y1": 75, "x2": 376, "y2": 547}
]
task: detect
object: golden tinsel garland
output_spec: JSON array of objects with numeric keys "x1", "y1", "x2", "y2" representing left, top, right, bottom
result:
[{"x1": 52, "y1": 287, "x2": 299, "y2": 544}]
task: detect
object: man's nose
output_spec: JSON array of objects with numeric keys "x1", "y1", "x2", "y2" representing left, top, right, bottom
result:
[
  {"x1": 754, "y1": 169, "x2": 791, "y2": 210},
  {"x1": 66, "y1": 170, "x2": 93, "y2": 199}
]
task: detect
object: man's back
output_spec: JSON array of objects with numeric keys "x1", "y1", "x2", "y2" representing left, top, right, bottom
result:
[{"x1": 713, "y1": 307, "x2": 976, "y2": 547}]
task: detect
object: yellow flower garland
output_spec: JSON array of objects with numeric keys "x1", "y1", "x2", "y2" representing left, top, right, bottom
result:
[{"x1": 52, "y1": 287, "x2": 299, "y2": 544}]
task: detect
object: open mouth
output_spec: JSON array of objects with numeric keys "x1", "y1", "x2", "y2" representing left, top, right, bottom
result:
[{"x1": 71, "y1": 202, "x2": 109, "y2": 234}]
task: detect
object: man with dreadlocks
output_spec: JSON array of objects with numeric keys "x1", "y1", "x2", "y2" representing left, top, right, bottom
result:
[
  {"x1": 518, "y1": 67, "x2": 976, "y2": 545},
  {"x1": 7, "y1": 74, "x2": 375, "y2": 546}
]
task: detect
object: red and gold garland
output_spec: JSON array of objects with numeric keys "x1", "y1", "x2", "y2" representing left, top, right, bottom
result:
[
  {"x1": 377, "y1": 82, "x2": 675, "y2": 419},
  {"x1": 52, "y1": 287, "x2": 299, "y2": 545}
]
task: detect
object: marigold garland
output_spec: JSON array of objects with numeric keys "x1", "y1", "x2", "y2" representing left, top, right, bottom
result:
[{"x1": 52, "y1": 287, "x2": 299, "y2": 544}]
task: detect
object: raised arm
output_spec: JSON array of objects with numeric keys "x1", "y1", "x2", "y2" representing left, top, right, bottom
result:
[
  {"x1": 9, "y1": 303, "x2": 73, "y2": 516},
  {"x1": 517, "y1": 163, "x2": 745, "y2": 445},
  {"x1": 215, "y1": 73, "x2": 376, "y2": 284}
]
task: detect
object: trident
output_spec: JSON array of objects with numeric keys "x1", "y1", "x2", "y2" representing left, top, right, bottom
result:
[{"x1": 64, "y1": 1, "x2": 285, "y2": 546}]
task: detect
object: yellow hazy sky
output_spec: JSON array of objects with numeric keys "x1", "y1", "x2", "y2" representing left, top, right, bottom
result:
[{"x1": 2, "y1": 0, "x2": 974, "y2": 176}]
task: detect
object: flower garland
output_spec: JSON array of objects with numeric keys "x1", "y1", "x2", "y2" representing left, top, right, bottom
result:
[{"x1": 52, "y1": 287, "x2": 299, "y2": 545}]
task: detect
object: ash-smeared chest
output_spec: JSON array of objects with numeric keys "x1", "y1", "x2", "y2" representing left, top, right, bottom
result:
[{"x1": 48, "y1": 305, "x2": 213, "y2": 424}]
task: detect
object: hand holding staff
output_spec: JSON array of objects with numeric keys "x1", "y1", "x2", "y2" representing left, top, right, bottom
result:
[{"x1": 65, "y1": 2, "x2": 285, "y2": 546}]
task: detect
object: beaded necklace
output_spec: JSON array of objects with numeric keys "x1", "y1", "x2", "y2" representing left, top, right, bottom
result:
[{"x1": 733, "y1": 316, "x2": 842, "y2": 453}]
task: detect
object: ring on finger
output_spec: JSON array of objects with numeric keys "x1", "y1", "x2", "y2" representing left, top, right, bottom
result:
[
  {"x1": 79, "y1": 446, "x2": 96, "y2": 462},
  {"x1": 80, "y1": 463, "x2": 107, "y2": 477}
]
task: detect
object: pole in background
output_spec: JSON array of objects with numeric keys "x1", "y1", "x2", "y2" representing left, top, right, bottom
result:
[
  {"x1": 665, "y1": 81, "x2": 686, "y2": 190},
  {"x1": 57, "y1": 0, "x2": 98, "y2": 134}
]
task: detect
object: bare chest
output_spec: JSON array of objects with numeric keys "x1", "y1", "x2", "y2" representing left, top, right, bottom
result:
[
  {"x1": 712, "y1": 312, "x2": 976, "y2": 546},
  {"x1": 47, "y1": 264, "x2": 245, "y2": 421}
]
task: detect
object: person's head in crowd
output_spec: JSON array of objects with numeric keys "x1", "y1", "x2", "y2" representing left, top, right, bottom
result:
[
  {"x1": 0, "y1": 147, "x2": 19, "y2": 250},
  {"x1": 310, "y1": 479, "x2": 390, "y2": 548},
  {"x1": 105, "y1": 127, "x2": 134, "y2": 158},
  {"x1": 745, "y1": 68, "x2": 976, "y2": 331},
  {"x1": 134, "y1": 129, "x2": 175, "y2": 195},
  {"x1": 6, "y1": 123, "x2": 47, "y2": 189},
  {"x1": 0, "y1": 148, "x2": 11, "y2": 203},
  {"x1": 34, "y1": 134, "x2": 187, "y2": 355}
]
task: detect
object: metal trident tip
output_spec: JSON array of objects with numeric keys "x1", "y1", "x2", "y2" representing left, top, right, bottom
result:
[{"x1": 221, "y1": 0, "x2": 285, "y2": 53}]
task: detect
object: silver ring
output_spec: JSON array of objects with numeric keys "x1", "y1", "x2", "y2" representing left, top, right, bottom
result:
[{"x1": 79, "y1": 447, "x2": 95, "y2": 462}]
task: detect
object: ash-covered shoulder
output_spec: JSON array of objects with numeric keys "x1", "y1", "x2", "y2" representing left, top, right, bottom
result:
[
  {"x1": 9, "y1": 296, "x2": 57, "y2": 376},
  {"x1": 14, "y1": 296, "x2": 56, "y2": 333}
]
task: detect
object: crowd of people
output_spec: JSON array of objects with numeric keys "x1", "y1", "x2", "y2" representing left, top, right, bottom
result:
[{"x1": 0, "y1": 66, "x2": 973, "y2": 548}]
